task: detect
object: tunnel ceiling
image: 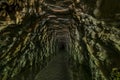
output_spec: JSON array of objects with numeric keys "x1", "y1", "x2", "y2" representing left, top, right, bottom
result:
[{"x1": 0, "y1": 0, "x2": 120, "y2": 80}]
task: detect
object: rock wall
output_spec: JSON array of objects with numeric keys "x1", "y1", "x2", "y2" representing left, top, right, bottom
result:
[
  {"x1": 0, "y1": 0, "x2": 55, "y2": 80},
  {"x1": 0, "y1": 0, "x2": 120, "y2": 80},
  {"x1": 70, "y1": 1, "x2": 120, "y2": 80}
]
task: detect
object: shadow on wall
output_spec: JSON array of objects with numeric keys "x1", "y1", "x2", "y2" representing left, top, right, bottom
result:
[{"x1": 94, "y1": 0, "x2": 120, "y2": 19}]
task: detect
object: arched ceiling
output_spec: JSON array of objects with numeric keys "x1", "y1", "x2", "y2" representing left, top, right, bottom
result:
[{"x1": 0, "y1": 0, "x2": 120, "y2": 80}]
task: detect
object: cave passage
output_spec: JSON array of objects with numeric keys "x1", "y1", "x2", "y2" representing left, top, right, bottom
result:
[
  {"x1": 58, "y1": 42, "x2": 66, "y2": 51},
  {"x1": 0, "y1": 0, "x2": 120, "y2": 80},
  {"x1": 34, "y1": 38, "x2": 71, "y2": 80}
]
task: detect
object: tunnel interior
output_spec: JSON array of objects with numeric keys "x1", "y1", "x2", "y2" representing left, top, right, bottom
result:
[
  {"x1": 58, "y1": 42, "x2": 66, "y2": 51},
  {"x1": 0, "y1": 0, "x2": 120, "y2": 80},
  {"x1": 55, "y1": 37, "x2": 69, "y2": 53}
]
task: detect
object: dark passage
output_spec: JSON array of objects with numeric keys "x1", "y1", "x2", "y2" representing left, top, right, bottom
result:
[
  {"x1": 59, "y1": 43, "x2": 66, "y2": 51},
  {"x1": 1, "y1": 0, "x2": 120, "y2": 80},
  {"x1": 35, "y1": 51, "x2": 71, "y2": 80}
]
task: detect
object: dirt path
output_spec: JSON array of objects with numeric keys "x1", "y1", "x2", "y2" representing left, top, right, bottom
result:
[{"x1": 35, "y1": 51, "x2": 71, "y2": 80}]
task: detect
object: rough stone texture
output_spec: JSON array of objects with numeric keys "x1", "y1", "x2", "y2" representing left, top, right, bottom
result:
[
  {"x1": 0, "y1": 0, "x2": 120, "y2": 80},
  {"x1": 0, "y1": 0, "x2": 55, "y2": 80}
]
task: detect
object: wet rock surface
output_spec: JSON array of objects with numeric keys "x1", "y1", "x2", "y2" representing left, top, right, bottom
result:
[{"x1": 0, "y1": 0, "x2": 120, "y2": 80}]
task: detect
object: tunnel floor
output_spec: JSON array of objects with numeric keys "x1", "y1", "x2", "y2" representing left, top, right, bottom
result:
[
  {"x1": 1, "y1": 0, "x2": 120, "y2": 80},
  {"x1": 35, "y1": 51, "x2": 71, "y2": 80}
]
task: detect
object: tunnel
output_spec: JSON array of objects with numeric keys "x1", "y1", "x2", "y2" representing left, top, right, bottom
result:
[
  {"x1": 58, "y1": 41, "x2": 66, "y2": 51},
  {"x1": 56, "y1": 39, "x2": 67, "y2": 52},
  {"x1": 55, "y1": 35, "x2": 70, "y2": 53},
  {"x1": 0, "y1": 0, "x2": 120, "y2": 80}
]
